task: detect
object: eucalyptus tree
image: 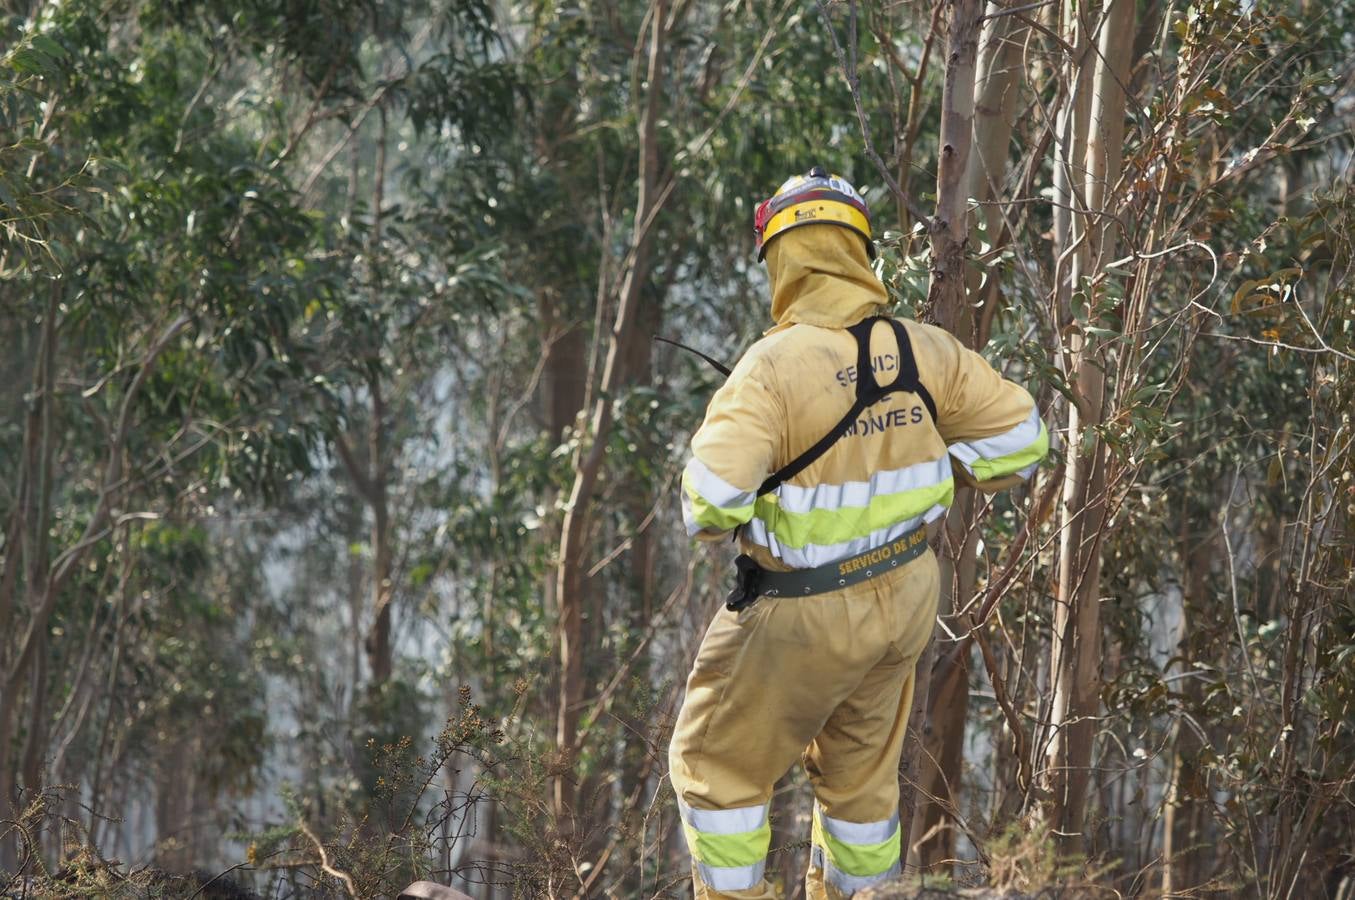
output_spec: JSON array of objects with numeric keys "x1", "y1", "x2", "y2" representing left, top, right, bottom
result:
[
  {"x1": 815, "y1": 0, "x2": 1351, "y2": 888},
  {"x1": 0, "y1": 0, "x2": 517, "y2": 867},
  {"x1": 826, "y1": 0, "x2": 1355, "y2": 891},
  {"x1": 0, "y1": 0, "x2": 397, "y2": 868}
]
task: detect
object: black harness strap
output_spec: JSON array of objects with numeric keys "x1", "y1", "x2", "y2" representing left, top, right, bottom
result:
[
  {"x1": 755, "y1": 316, "x2": 936, "y2": 498},
  {"x1": 726, "y1": 316, "x2": 938, "y2": 609}
]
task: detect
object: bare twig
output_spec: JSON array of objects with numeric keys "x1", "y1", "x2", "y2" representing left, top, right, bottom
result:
[
  {"x1": 574, "y1": 554, "x2": 696, "y2": 747},
  {"x1": 187, "y1": 863, "x2": 254, "y2": 900},
  {"x1": 815, "y1": 0, "x2": 936, "y2": 229},
  {"x1": 585, "y1": 469, "x2": 677, "y2": 578},
  {"x1": 299, "y1": 820, "x2": 359, "y2": 899},
  {"x1": 983, "y1": 0, "x2": 1055, "y2": 22}
]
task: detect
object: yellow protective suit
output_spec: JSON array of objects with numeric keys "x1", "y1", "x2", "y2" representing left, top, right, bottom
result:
[{"x1": 670, "y1": 226, "x2": 1048, "y2": 899}]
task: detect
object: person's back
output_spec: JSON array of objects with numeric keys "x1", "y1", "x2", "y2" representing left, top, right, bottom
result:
[{"x1": 670, "y1": 168, "x2": 1047, "y2": 900}]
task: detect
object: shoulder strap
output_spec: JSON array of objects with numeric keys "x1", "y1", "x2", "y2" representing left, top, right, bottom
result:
[
  {"x1": 886, "y1": 317, "x2": 938, "y2": 422},
  {"x1": 756, "y1": 317, "x2": 936, "y2": 498}
]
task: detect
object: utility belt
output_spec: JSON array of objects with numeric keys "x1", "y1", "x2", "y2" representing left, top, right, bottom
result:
[{"x1": 726, "y1": 525, "x2": 929, "y2": 612}]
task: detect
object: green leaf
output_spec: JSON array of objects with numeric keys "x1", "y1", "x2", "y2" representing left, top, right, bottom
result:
[
  {"x1": 29, "y1": 35, "x2": 66, "y2": 60},
  {"x1": 8, "y1": 48, "x2": 51, "y2": 76}
]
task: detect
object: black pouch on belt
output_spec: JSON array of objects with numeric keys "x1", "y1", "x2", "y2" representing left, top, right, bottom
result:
[{"x1": 725, "y1": 554, "x2": 762, "y2": 612}]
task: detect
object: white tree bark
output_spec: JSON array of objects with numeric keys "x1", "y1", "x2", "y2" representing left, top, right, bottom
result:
[{"x1": 1046, "y1": 0, "x2": 1134, "y2": 848}]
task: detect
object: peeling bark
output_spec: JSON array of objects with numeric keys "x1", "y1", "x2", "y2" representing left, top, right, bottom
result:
[
  {"x1": 912, "y1": 1, "x2": 1029, "y2": 871},
  {"x1": 901, "y1": 0, "x2": 984, "y2": 868},
  {"x1": 1045, "y1": 0, "x2": 1134, "y2": 849}
]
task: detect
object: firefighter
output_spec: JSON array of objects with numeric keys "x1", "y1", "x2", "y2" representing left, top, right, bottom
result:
[{"x1": 669, "y1": 167, "x2": 1048, "y2": 899}]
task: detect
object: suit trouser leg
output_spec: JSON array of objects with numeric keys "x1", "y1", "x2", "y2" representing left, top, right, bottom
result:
[
  {"x1": 803, "y1": 551, "x2": 938, "y2": 900},
  {"x1": 672, "y1": 604, "x2": 786, "y2": 900},
  {"x1": 669, "y1": 596, "x2": 851, "y2": 899},
  {"x1": 670, "y1": 550, "x2": 938, "y2": 900}
]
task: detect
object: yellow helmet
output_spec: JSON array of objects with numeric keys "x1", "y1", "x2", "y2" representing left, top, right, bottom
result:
[{"x1": 753, "y1": 165, "x2": 873, "y2": 261}]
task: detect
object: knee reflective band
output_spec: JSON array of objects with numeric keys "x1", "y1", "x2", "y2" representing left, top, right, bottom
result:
[
  {"x1": 678, "y1": 799, "x2": 772, "y2": 892},
  {"x1": 810, "y1": 804, "x2": 902, "y2": 894}
]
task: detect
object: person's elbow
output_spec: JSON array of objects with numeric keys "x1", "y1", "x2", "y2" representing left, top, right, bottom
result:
[
  {"x1": 947, "y1": 407, "x2": 1049, "y2": 492},
  {"x1": 680, "y1": 459, "x2": 757, "y2": 537}
]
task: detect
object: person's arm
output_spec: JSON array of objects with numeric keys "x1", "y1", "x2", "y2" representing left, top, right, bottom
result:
[
  {"x1": 680, "y1": 369, "x2": 782, "y2": 539},
  {"x1": 928, "y1": 329, "x2": 1049, "y2": 492}
]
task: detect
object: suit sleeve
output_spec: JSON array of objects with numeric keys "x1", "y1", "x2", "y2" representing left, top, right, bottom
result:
[
  {"x1": 680, "y1": 368, "x2": 782, "y2": 540},
  {"x1": 929, "y1": 329, "x2": 1049, "y2": 492}
]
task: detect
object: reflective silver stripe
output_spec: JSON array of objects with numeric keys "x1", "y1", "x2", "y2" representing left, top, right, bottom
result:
[
  {"x1": 770, "y1": 457, "x2": 953, "y2": 515},
  {"x1": 948, "y1": 406, "x2": 1042, "y2": 473},
  {"x1": 818, "y1": 805, "x2": 900, "y2": 845},
  {"x1": 680, "y1": 489, "x2": 701, "y2": 536},
  {"x1": 696, "y1": 860, "x2": 766, "y2": 891},
  {"x1": 744, "y1": 503, "x2": 947, "y2": 569},
  {"x1": 683, "y1": 457, "x2": 757, "y2": 511},
  {"x1": 828, "y1": 860, "x2": 902, "y2": 894},
  {"x1": 811, "y1": 846, "x2": 902, "y2": 895},
  {"x1": 677, "y1": 798, "x2": 768, "y2": 834}
]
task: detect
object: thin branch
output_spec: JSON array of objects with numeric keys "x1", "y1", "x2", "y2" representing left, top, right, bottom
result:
[
  {"x1": 815, "y1": 0, "x2": 936, "y2": 229},
  {"x1": 298, "y1": 820, "x2": 358, "y2": 899},
  {"x1": 585, "y1": 469, "x2": 676, "y2": 578},
  {"x1": 975, "y1": 625, "x2": 1034, "y2": 792},
  {"x1": 983, "y1": 0, "x2": 1055, "y2": 22},
  {"x1": 574, "y1": 554, "x2": 695, "y2": 748}
]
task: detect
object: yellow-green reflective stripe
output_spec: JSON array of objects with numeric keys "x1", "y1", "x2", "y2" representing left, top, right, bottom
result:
[
  {"x1": 682, "y1": 472, "x2": 754, "y2": 531},
  {"x1": 681, "y1": 822, "x2": 771, "y2": 869},
  {"x1": 811, "y1": 814, "x2": 900, "y2": 878},
  {"x1": 753, "y1": 479, "x2": 954, "y2": 550},
  {"x1": 966, "y1": 421, "x2": 1048, "y2": 482}
]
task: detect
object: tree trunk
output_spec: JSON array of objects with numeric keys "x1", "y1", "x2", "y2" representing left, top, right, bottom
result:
[
  {"x1": 358, "y1": 110, "x2": 395, "y2": 688},
  {"x1": 365, "y1": 374, "x2": 394, "y2": 685},
  {"x1": 1045, "y1": 0, "x2": 1133, "y2": 850},
  {"x1": 617, "y1": 294, "x2": 662, "y2": 885},
  {"x1": 155, "y1": 738, "x2": 195, "y2": 872},
  {"x1": 911, "y1": 492, "x2": 977, "y2": 870},
  {"x1": 926, "y1": 0, "x2": 983, "y2": 338},
  {"x1": 900, "y1": 0, "x2": 983, "y2": 867},
  {"x1": 966, "y1": 4, "x2": 1029, "y2": 238},
  {"x1": 554, "y1": 0, "x2": 671, "y2": 826},
  {"x1": 0, "y1": 293, "x2": 58, "y2": 869},
  {"x1": 540, "y1": 293, "x2": 588, "y2": 444},
  {"x1": 1162, "y1": 517, "x2": 1215, "y2": 896},
  {"x1": 533, "y1": 293, "x2": 587, "y2": 667},
  {"x1": 770, "y1": 785, "x2": 803, "y2": 896},
  {"x1": 1050, "y1": 1, "x2": 1095, "y2": 313},
  {"x1": 911, "y1": 4, "x2": 1030, "y2": 869}
]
